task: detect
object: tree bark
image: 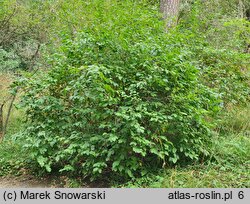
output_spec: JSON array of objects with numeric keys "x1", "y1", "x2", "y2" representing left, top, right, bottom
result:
[
  {"x1": 238, "y1": 0, "x2": 245, "y2": 18},
  {"x1": 160, "y1": 0, "x2": 180, "y2": 30},
  {"x1": 0, "y1": 89, "x2": 18, "y2": 142},
  {"x1": 3, "y1": 93, "x2": 16, "y2": 137},
  {"x1": 0, "y1": 104, "x2": 4, "y2": 141}
]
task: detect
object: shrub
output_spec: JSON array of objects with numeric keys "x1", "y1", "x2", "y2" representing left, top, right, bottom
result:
[
  {"x1": 0, "y1": 48, "x2": 21, "y2": 71},
  {"x1": 0, "y1": 0, "x2": 47, "y2": 71},
  {"x1": 196, "y1": 48, "x2": 250, "y2": 105},
  {"x1": 178, "y1": 1, "x2": 250, "y2": 106},
  {"x1": 19, "y1": 0, "x2": 219, "y2": 179}
]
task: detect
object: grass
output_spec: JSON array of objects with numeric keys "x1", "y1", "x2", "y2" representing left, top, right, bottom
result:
[
  {"x1": 0, "y1": 73, "x2": 26, "y2": 176},
  {"x1": 0, "y1": 72, "x2": 25, "y2": 135},
  {"x1": 119, "y1": 163, "x2": 249, "y2": 188},
  {"x1": 118, "y1": 132, "x2": 250, "y2": 188},
  {"x1": 0, "y1": 138, "x2": 28, "y2": 176},
  {"x1": 216, "y1": 104, "x2": 250, "y2": 136},
  {"x1": 0, "y1": 73, "x2": 13, "y2": 100}
]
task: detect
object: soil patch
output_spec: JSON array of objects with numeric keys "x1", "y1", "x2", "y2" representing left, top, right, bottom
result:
[{"x1": 0, "y1": 175, "x2": 57, "y2": 188}]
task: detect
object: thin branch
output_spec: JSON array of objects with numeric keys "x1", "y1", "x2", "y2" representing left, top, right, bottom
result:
[
  {"x1": 2, "y1": 90, "x2": 18, "y2": 138},
  {"x1": 0, "y1": 104, "x2": 4, "y2": 142},
  {"x1": 28, "y1": 43, "x2": 41, "y2": 71},
  {"x1": 0, "y1": 95, "x2": 12, "y2": 107},
  {"x1": 0, "y1": 3, "x2": 17, "y2": 30}
]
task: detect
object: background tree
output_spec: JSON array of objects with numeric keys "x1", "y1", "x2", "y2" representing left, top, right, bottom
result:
[{"x1": 160, "y1": 0, "x2": 180, "y2": 29}]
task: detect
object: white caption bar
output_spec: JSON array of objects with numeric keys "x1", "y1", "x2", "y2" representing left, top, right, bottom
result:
[{"x1": 0, "y1": 188, "x2": 249, "y2": 204}]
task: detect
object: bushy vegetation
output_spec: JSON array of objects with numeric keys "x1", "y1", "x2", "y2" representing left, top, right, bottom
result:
[
  {"x1": 0, "y1": 0, "x2": 47, "y2": 71},
  {"x1": 0, "y1": 0, "x2": 249, "y2": 187},
  {"x1": 18, "y1": 0, "x2": 223, "y2": 179}
]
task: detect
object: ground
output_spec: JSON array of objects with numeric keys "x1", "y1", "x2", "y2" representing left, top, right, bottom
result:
[{"x1": 0, "y1": 175, "x2": 53, "y2": 188}]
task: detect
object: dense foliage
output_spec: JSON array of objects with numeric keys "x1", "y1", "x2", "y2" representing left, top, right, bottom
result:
[
  {"x1": 0, "y1": 0, "x2": 47, "y2": 71},
  {"x1": 19, "y1": 1, "x2": 221, "y2": 179},
  {"x1": 1, "y1": 0, "x2": 249, "y2": 184}
]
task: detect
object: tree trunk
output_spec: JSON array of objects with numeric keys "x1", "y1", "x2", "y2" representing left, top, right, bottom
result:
[
  {"x1": 238, "y1": 0, "x2": 245, "y2": 18},
  {"x1": 160, "y1": 0, "x2": 180, "y2": 30},
  {"x1": 0, "y1": 104, "x2": 4, "y2": 141},
  {"x1": 3, "y1": 94, "x2": 16, "y2": 137},
  {"x1": 0, "y1": 89, "x2": 18, "y2": 142}
]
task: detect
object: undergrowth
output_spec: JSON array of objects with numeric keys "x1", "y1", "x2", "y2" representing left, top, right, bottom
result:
[
  {"x1": 116, "y1": 105, "x2": 250, "y2": 188},
  {"x1": 0, "y1": 100, "x2": 249, "y2": 188},
  {"x1": 0, "y1": 137, "x2": 27, "y2": 176},
  {"x1": 0, "y1": 0, "x2": 249, "y2": 188}
]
